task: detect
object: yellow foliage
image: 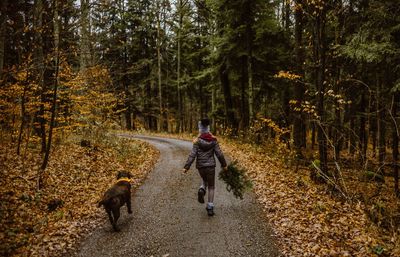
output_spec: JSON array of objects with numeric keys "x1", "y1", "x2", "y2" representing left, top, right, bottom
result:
[
  {"x1": 259, "y1": 117, "x2": 290, "y2": 135},
  {"x1": 289, "y1": 99, "x2": 319, "y2": 119},
  {"x1": 0, "y1": 53, "x2": 121, "y2": 143},
  {"x1": 0, "y1": 137, "x2": 158, "y2": 256},
  {"x1": 274, "y1": 70, "x2": 302, "y2": 81}
]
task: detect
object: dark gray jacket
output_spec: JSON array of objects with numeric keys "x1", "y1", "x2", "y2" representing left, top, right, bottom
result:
[{"x1": 184, "y1": 137, "x2": 227, "y2": 169}]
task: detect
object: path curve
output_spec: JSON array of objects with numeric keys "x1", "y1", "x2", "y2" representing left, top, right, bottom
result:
[{"x1": 74, "y1": 135, "x2": 280, "y2": 257}]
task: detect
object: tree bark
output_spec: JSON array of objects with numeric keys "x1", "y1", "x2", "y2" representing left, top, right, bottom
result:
[
  {"x1": 121, "y1": 1, "x2": 131, "y2": 130},
  {"x1": 247, "y1": 54, "x2": 253, "y2": 123},
  {"x1": 392, "y1": 93, "x2": 399, "y2": 196},
  {"x1": 293, "y1": 0, "x2": 306, "y2": 153},
  {"x1": 359, "y1": 91, "x2": 367, "y2": 160},
  {"x1": 80, "y1": 0, "x2": 91, "y2": 71},
  {"x1": 40, "y1": 0, "x2": 60, "y2": 187},
  {"x1": 124, "y1": 85, "x2": 132, "y2": 130},
  {"x1": 211, "y1": 82, "x2": 216, "y2": 134},
  {"x1": 377, "y1": 75, "x2": 386, "y2": 179},
  {"x1": 240, "y1": 56, "x2": 248, "y2": 129},
  {"x1": 33, "y1": 0, "x2": 46, "y2": 153},
  {"x1": 176, "y1": 0, "x2": 183, "y2": 133},
  {"x1": 245, "y1": 2, "x2": 254, "y2": 124},
  {"x1": 315, "y1": 8, "x2": 328, "y2": 175},
  {"x1": 219, "y1": 60, "x2": 238, "y2": 132},
  {"x1": 17, "y1": 83, "x2": 28, "y2": 155},
  {"x1": 156, "y1": 0, "x2": 163, "y2": 132},
  {"x1": 0, "y1": 0, "x2": 7, "y2": 79}
]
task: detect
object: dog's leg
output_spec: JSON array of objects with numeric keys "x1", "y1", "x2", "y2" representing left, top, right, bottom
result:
[
  {"x1": 112, "y1": 208, "x2": 121, "y2": 232},
  {"x1": 127, "y1": 194, "x2": 132, "y2": 214},
  {"x1": 106, "y1": 208, "x2": 114, "y2": 226}
]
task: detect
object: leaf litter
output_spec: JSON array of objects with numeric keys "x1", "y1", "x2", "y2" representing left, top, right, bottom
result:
[
  {"x1": 0, "y1": 135, "x2": 159, "y2": 257},
  {"x1": 107, "y1": 132, "x2": 400, "y2": 256},
  {"x1": 220, "y1": 139, "x2": 399, "y2": 257}
]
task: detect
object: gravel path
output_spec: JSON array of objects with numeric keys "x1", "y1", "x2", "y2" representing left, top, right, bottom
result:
[{"x1": 74, "y1": 135, "x2": 280, "y2": 257}]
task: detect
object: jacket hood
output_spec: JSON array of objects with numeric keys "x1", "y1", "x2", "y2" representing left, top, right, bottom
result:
[
  {"x1": 197, "y1": 137, "x2": 216, "y2": 151},
  {"x1": 199, "y1": 133, "x2": 217, "y2": 142}
]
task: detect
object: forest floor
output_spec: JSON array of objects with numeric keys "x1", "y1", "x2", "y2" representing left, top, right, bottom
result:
[
  {"x1": 0, "y1": 134, "x2": 158, "y2": 257},
  {"x1": 144, "y1": 132, "x2": 400, "y2": 257},
  {"x1": 1, "y1": 131, "x2": 399, "y2": 256}
]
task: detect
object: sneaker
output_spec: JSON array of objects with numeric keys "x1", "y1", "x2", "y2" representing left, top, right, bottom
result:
[
  {"x1": 206, "y1": 206, "x2": 214, "y2": 216},
  {"x1": 198, "y1": 188, "x2": 205, "y2": 204}
]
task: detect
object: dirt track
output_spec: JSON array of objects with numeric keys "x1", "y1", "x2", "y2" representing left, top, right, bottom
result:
[{"x1": 73, "y1": 135, "x2": 280, "y2": 257}]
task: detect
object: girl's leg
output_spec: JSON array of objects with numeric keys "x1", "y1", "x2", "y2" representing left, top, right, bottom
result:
[
  {"x1": 205, "y1": 167, "x2": 216, "y2": 206},
  {"x1": 198, "y1": 168, "x2": 208, "y2": 190},
  {"x1": 198, "y1": 169, "x2": 207, "y2": 204},
  {"x1": 198, "y1": 167, "x2": 216, "y2": 215}
]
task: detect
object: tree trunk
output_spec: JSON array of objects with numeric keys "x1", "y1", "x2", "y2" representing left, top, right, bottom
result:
[
  {"x1": 377, "y1": 75, "x2": 385, "y2": 179},
  {"x1": 33, "y1": 0, "x2": 46, "y2": 153},
  {"x1": 211, "y1": 81, "x2": 216, "y2": 134},
  {"x1": 0, "y1": 0, "x2": 7, "y2": 79},
  {"x1": 176, "y1": 0, "x2": 183, "y2": 133},
  {"x1": 246, "y1": 3, "x2": 254, "y2": 124},
  {"x1": 332, "y1": 72, "x2": 343, "y2": 161},
  {"x1": 247, "y1": 54, "x2": 253, "y2": 123},
  {"x1": 80, "y1": 0, "x2": 91, "y2": 71},
  {"x1": 349, "y1": 117, "x2": 356, "y2": 154},
  {"x1": 311, "y1": 122, "x2": 316, "y2": 150},
  {"x1": 219, "y1": 60, "x2": 237, "y2": 132},
  {"x1": 392, "y1": 93, "x2": 399, "y2": 196},
  {"x1": 334, "y1": 108, "x2": 342, "y2": 161},
  {"x1": 17, "y1": 84, "x2": 28, "y2": 155},
  {"x1": 315, "y1": 10, "x2": 328, "y2": 175},
  {"x1": 120, "y1": 1, "x2": 132, "y2": 130},
  {"x1": 332, "y1": 2, "x2": 345, "y2": 162},
  {"x1": 359, "y1": 91, "x2": 367, "y2": 160},
  {"x1": 293, "y1": 0, "x2": 306, "y2": 153},
  {"x1": 124, "y1": 87, "x2": 132, "y2": 130},
  {"x1": 39, "y1": 0, "x2": 60, "y2": 188},
  {"x1": 240, "y1": 56, "x2": 248, "y2": 129},
  {"x1": 156, "y1": 1, "x2": 163, "y2": 132},
  {"x1": 283, "y1": 0, "x2": 290, "y2": 30}
]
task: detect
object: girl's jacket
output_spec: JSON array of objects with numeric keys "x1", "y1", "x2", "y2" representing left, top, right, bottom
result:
[{"x1": 184, "y1": 133, "x2": 227, "y2": 169}]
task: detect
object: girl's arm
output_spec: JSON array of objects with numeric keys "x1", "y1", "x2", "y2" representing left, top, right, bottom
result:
[
  {"x1": 184, "y1": 143, "x2": 199, "y2": 170},
  {"x1": 214, "y1": 142, "x2": 227, "y2": 168}
]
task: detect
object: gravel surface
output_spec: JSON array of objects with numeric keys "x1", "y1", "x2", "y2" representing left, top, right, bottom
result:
[{"x1": 73, "y1": 135, "x2": 280, "y2": 257}]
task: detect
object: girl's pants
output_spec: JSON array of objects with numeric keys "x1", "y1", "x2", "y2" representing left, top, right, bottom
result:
[{"x1": 198, "y1": 167, "x2": 215, "y2": 204}]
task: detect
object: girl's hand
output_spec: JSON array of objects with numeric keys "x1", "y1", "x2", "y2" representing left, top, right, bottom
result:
[{"x1": 182, "y1": 168, "x2": 189, "y2": 174}]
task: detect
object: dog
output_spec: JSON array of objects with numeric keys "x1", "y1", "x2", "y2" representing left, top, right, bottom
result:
[{"x1": 98, "y1": 171, "x2": 133, "y2": 231}]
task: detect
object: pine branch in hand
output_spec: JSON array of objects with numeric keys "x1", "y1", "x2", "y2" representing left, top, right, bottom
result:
[{"x1": 218, "y1": 161, "x2": 252, "y2": 199}]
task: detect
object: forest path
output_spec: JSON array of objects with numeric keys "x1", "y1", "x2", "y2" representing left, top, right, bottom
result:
[{"x1": 74, "y1": 135, "x2": 280, "y2": 257}]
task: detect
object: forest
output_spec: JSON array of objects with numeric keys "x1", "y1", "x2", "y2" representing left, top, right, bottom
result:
[{"x1": 0, "y1": 0, "x2": 399, "y2": 256}]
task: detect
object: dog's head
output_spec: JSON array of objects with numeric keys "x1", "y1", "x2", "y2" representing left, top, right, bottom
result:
[{"x1": 116, "y1": 170, "x2": 132, "y2": 180}]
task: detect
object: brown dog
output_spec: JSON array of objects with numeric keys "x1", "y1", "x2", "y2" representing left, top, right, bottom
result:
[{"x1": 98, "y1": 171, "x2": 133, "y2": 231}]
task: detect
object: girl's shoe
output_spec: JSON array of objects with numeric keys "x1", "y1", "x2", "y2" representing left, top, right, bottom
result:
[
  {"x1": 198, "y1": 188, "x2": 205, "y2": 203},
  {"x1": 206, "y1": 206, "x2": 214, "y2": 216}
]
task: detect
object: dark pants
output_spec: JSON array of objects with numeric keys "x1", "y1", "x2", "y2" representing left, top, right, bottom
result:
[{"x1": 198, "y1": 166, "x2": 215, "y2": 189}]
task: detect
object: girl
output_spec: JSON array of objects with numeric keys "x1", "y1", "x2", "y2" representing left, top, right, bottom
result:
[{"x1": 183, "y1": 118, "x2": 227, "y2": 216}]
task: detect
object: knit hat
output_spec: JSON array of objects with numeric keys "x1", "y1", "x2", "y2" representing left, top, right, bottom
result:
[{"x1": 198, "y1": 118, "x2": 210, "y2": 134}]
